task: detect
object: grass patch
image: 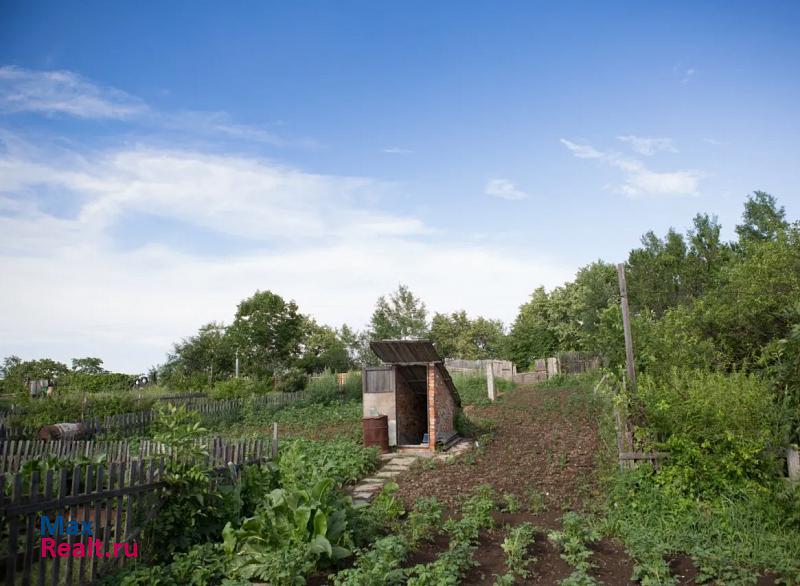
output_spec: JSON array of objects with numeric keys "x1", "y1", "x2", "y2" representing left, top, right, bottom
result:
[
  {"x1": 604, "y1": 468, "x2": 800, "y2": 584},
  {"x1": 452, "y1": 373, "x2": 515, "y2": 406}
]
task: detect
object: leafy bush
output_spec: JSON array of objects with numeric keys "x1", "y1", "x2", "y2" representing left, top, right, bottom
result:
[
  {"x1": 278, "y1": 438, "x2": 379, "y2": 487},
  {"x1": 274, "y1": 367, "x2": 308, "y2": 393},
  {"x1": 61, "y1": 372, "x2": 137, "y2": 394},
  {"x1": 7, "y1": 392, "x2": 154, "y2": 429},
  {"x1": 209, "y1": 378, "x2": 270, "y2": 400},
  {"x1": 637, "y1": 369, "x2": 781, "y2": 494},
  {"x1": 222, "y1": 477, "x2": 353, "y2": 584},
  {"x1": 305, "y1": 371, "x2": 342, "y2": 404}
]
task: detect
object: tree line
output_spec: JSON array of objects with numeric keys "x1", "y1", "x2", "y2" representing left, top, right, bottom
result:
[{"x1": 3, "y1": 191, "x2": 797, "y2": 411}]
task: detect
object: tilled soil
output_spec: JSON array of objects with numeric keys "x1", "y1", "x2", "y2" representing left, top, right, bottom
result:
[{"x1": 395, "y1": 385, "x2": 637, "y2": 585}]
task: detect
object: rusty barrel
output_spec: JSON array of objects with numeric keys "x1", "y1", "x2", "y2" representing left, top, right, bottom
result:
[{"x1": 362, "y1": 415, "x2": 389, "y2": 453}]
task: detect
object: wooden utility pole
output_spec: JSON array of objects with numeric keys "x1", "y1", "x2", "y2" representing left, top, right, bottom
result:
[{"x1": 616, "y1": 263, "x2": 637, "y2": 394}]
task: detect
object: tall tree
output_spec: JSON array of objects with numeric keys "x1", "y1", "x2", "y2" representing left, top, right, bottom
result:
[
  {"x1": 735, "y1": 191, "x2": 788, "y2": 245},
  {"x1": 298, "y1": 322, "x2": 351, "y2": 373},
  {"x1": 430, "y1": 311, "x2": 506, "y2": 359},
  {"x1": 230, "y1": 290, "x2": 306, "y2": 379},
  {"x1": 369, "y1": 284, "x2": 428, "y2": 340},
  {"x1": 71, "y1": 357, "x2": 107, "y2": 375},
  {"x1": 508, "y1": 287, "x2": 558, "y2": 368}
]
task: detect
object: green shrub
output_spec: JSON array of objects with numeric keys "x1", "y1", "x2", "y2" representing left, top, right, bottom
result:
[
  {"x1": 7, "y1": 392, "x2": 154, "y2": 428},
  {"x1": 305, "y1": 371, "x2": 341, "y2": 404},
  {"x1": 638, "y1": 369, "x2": 781, "y2": 493},
  {"x1": 274, "y1": 367, "x2": 308, "y2": 393},
  {"x1": 278, "y1": 437, "x2": 379, "y2": 487},
  {"x1": 209, "y1": 378, "x2": 271, "y2": 400}
]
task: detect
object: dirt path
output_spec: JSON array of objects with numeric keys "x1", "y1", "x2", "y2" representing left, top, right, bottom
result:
[{"x1": 395, "y1": 384, "x2": 637, "y2": 585}]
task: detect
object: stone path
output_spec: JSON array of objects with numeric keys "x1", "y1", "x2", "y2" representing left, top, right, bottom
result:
[{"x1": 349, "y1": 439, "x2": 474, "y2": 504}]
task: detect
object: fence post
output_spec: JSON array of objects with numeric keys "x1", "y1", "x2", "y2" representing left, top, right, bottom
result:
[
  {"x1": 617, "y1": 263, "x2": 637, "y2": 395},
  {"x1": 788, "y1": 446, "x2": 800, "y2": 481},
  {"x1": 486, "y1": 363, "x2": 496, "y2": 402},
  {"x1": 271, "y1": 423, "x2": 278, "y2": 459}
]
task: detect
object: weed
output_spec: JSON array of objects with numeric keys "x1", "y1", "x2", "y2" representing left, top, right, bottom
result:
[{"x1": 501, "y1": 492, "x2": 521, "y2": 513}]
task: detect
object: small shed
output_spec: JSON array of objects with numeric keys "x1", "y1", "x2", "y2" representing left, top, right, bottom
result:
[{"x1": 363, "y1": 340, "x2": 461, "y2": 451}]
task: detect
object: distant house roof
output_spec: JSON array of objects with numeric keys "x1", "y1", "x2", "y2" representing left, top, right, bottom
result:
[{"x1": 369, "y1": 339, "x2": 461, "y2": 406}]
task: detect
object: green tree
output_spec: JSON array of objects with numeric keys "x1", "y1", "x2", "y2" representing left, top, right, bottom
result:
[
  {"x1": 508, "y1": 287, "x2": 558, "y2": 368},
  {"x1": 165, "y1": 322, "x2": 236, "y2": 387},
  {"x1": 230, "y1": 290, "x2": 307, "y2": 380},
  {"x1": 430, "y1": 311, "x2": 506, "y2": 359},
  {"x1": 735, "y1": 191, "x2": 788, "y2": 245},
  {"x1": 71, "y1": 357, "x2": 107, "y2": 375},
  {"x1": 369, "y1": 284, "x2": 428, "y2": 340},
  {"x1": 298, "y1": 322, "x2": 351, "y2": 373}
]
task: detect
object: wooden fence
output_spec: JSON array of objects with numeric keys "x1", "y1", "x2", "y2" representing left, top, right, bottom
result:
[
  {"x1": 0, "y1": 437, "x2": 274, "y2": 474},
  {"x1": 444, "y1": 359, "x2": 516, "y2": 381},
  {"x1": 0, "y1": 437, "x2": 274, "y2": 585},
  {"x1": 0, "y1": 392, "x2": 306, "y2": 441},
  {"x1": 511, "y1": 354, "x2": 602, "y2": 385}
]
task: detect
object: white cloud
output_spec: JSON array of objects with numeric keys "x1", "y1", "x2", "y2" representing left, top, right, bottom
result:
[
  {"x1": 559, "y1": 139, "x2": 603, "y2": 159},
  {"x1": 703, "y1": 138, "x2": 727, "y2": 146},
  {"x1": 681, "y1": 67, "x2": 696, "y2": 84},
  {"x1": 383, "y1": 147, "x2": 413, "y2": 155},
  {"x1": 561, "y1": 138, "x2": 701, "y2": 197},
  {"x1": 484, "y1": 178, "x2": 529, "y2": 200},
  {"x1": 0, "y1": 65, "x2": 147, "y2": 119},
  {"x1": 617, "y1": 135, "x2": 677, "y2": 156},
  {"x1": 0, "y1": 141, "x2": 569, "y2": 371}
]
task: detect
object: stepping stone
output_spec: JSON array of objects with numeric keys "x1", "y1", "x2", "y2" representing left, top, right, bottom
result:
[
  {"x1": 352, "y1": 498, "x2": 370, "y2": 505},
  {"x1": 354, "y1": 482, "x2": 384, "y2": 492},
  {"x1": 376, "y1": 470, "x2": 401, "y2": 478},
  {"x1": 353, "y1": 493, "x2": 374, "y2": 501},
  {"x1": 383, "y1": 462, "x2": 412, "y2": 471},
  {"x1": 361, "y1": 477, "x2": 385, "y2": 484}
]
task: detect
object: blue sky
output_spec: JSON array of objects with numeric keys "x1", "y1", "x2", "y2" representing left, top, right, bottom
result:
[{"x1": 1, "y1": 1, "x2": 798, "y2": 372}]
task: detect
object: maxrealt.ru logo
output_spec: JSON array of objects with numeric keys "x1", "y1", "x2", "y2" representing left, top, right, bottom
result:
[{"x1": 39, "y1": 515, "x2": 138, "y2": 558}]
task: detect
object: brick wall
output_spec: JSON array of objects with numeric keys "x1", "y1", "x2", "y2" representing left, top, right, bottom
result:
[{"x1": 433, "y1": 366, "x2": 456, "y2": 434}]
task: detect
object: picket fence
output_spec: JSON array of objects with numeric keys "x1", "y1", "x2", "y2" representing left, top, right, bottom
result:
[
  {"x1": 0, "y1": 437, "x2": 274, "y2": 585},
  {"x1": 0, "y1": 392, "x2": 306, "y2": 441},
  {"x1": 0, "y1": 437, "x2": 275, "y2": 474}
]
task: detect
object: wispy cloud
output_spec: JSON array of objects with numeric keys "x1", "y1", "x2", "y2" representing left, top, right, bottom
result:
[
  {"x1": 703, "y1": 138, "x2": 727, "y2": 146},
  {"x1": 0, "y1": 136, "x2": 569, "y2": 370},
  {"x1": 617, "y1": 135, "x2": 677, "y2": 156},
  {"x1": 382, "y1": 147, "x2": 414, "y2": 155},
  {"x1": 485, "y1": 178, "x2": 529, "y2": 200},
  {"x1": 0, "y1": 65, "x2": 147, "y2": 119},
  {"x1": 561, "y1": 138, "x2": 701, "y2": 197},
  {"x1": 681, "y1": 67, "x2": 696, "y2": 84},
  {"x1": 559, "y1": 139, "x2": 603, "y2": 159},
  {"x1": 0, "y1": 65, "x2": 314, "y2": 147}
]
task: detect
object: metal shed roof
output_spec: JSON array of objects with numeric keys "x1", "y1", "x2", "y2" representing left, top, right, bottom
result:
[
  {"x1": 369, "y1": 339, "x2": 443, "y2": 364},
  {"x1": 369, "y1": 340, "x2": 461, "y2": 406}
]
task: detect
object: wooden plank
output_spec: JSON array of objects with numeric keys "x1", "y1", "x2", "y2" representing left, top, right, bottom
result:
[
  {"x1": 50, "y1": 469, "x2": 68, "y2": 586},
  {"x1": 22, "y1": 470, "x2": 39, "y2": 586},
  {"x1": 64, "y1": 464, "x2": 81, "y2": 584},
  {"x1": 36, "y1": 471, "x2": 53, "y2": 586},
  {"x1": 618, "y1": 451, "x2": 671, "y2": 460}
]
